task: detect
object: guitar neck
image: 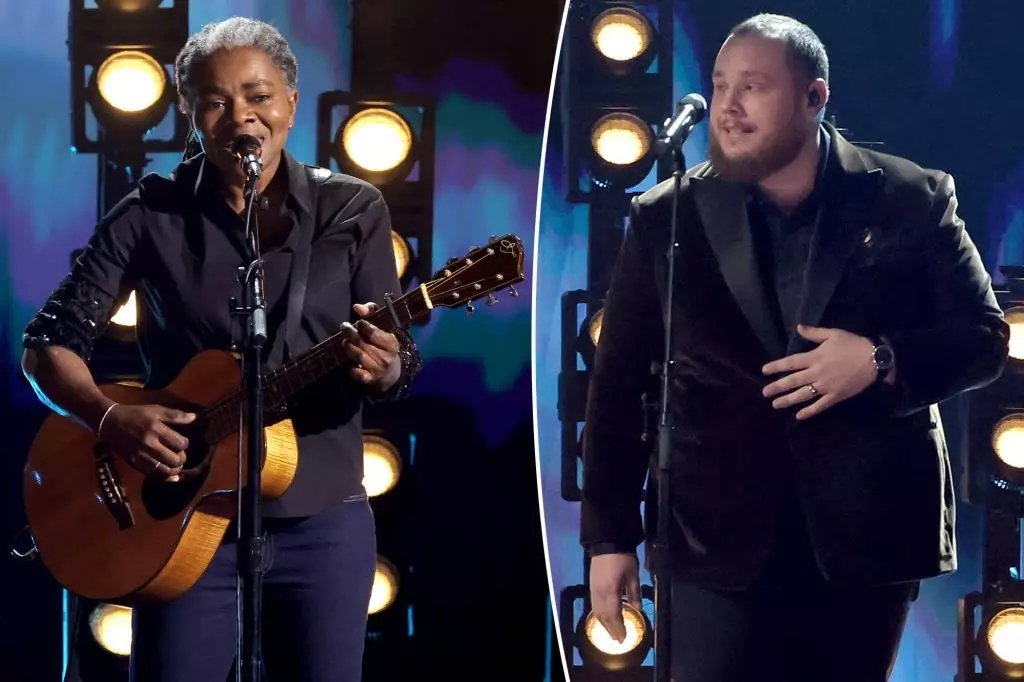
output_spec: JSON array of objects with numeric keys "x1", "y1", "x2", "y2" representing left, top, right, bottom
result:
[
  {"x1": 263, "y1": 287, "x2": 431, "y2": 408},
  {"x1": 196, "y1": 233, "x2": 524, "y2": 444}
]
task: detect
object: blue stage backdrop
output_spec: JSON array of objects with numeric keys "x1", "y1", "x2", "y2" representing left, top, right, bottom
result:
[
  {"x1": 0, "y1": 0, "x2": 559, "y2": 678},
  {"x1": 536, "y1": 1, "x2": 1024, "y2": 679}
]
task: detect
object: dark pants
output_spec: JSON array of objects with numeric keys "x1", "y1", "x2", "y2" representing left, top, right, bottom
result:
[
  {"x1": 130, "y1": 497, "x2": 376, "y2": 682},
  {"x1": 670, "y1": 577, "x2": 918, "y2": 682},
  {"x1": 669, "y1": 495, "x2": 919, "y2": 682}
]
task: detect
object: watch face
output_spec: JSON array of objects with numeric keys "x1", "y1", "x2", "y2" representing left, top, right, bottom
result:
[{"x1": 874, "y1": 344, "x2": 895, "y2": 369}]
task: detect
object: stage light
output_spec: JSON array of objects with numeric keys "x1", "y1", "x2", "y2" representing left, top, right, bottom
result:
[
  {"x1": 70, "y1": 1, "x2": 189, "y2": 154},
  {"x1": 342, "y1": 109, "x2": 414, "y2": 174},
  {"x1": 574, "y1": 601, "x2": 653, "y2": 671},
  {"x1": 1006, "y1": 307, "x2": 1024, "y2": 361},
  {"x1": 988, "y1": 607, "x2": 1024, "y2": 665},
  {"x1": 994, "y1": 414, "x2": 1024, "y2": 470},
  {"x1": 110, "y1": 291, "x2": 137, "y2": 328},
  {"x1": 318, "y1": 91, "x2": 434, "y2": 300},
  {"x1": 95, "y1": 0, "x2": 161, "y2": 9},
  {"x1": 363, "y1": 434, "x2": 401, "y2": 498},
  {"x1": 591, "y1": 7, "x2": 653, "y2": 63},
  {"x1": 95, "y1": 51, "x2": 166, "y2": 114},
  {"x1": 391, "y1": 230, "x2": 411, "y2": 279},
  {"x1": 369, "y1": 556, "x2": 400, "y2": 614},
  {"x1": 88, "y1": 603, "x2": 133, "y2": 657},
  {"x1": 591, "y1": 113, "x2": 652, "y2": 166},
  {"x1": 588, "y1": 308, "x2": 604, "y2": 346}
]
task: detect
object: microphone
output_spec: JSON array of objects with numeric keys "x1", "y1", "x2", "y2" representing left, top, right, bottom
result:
[
  {"x1": 230, "y1": 134, "x2": 263, "y2": 180},
  {"x1": 654, "y1": 93, "x2": 707, "y2": 154}
]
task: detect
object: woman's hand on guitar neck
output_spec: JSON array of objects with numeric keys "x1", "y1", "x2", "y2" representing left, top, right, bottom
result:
[
  {"x1": 98, "y1": 404, "x2": 196, "y2": 482},
  {"x1": 341, "y1": 302, "x2": 402, "y2": 393}
]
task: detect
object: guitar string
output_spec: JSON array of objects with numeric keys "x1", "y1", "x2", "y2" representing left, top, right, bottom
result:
[{"x1": 195, "y1": 249, "x2": 517, "y2": 442}]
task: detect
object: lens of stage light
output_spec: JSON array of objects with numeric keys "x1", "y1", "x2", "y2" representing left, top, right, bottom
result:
[
  {"x1": 89, "y1": 603, "x2": 133, "y2": 657},
  {"x1": 589, "y1": 309, "x2": 604, "y2": 346},
  {"x1": 591, "y1": 113, "x2": 651, "y2": 167},
  {"x1": 591, "y1": 8, "x2": 652, "y2": 62},
  {"x1": 1006, "y1": 307, "x2": 1024, "y2": 361},
  {"x1": 95, "y1": 0, "x2": 162, "y2": 10},
  {"x1": 368, "y1": 556, "x2": 399, "y2": 614},
  {"x1": 362, "y1": 435, "x2": 401, "y2": 498},
  {"x1": 341, "y1": 109, "x2": 413, "y2": 173},
  {"x1": 993, "y1": 414, "x2": 1024, "y2": 470},
  {"x1": 988, "y1": 607, "x2": 1024, "y2": 664},
  {"x1": 96, "y1": 51, "x2": 166, "y2": 114},
  {"x1": 391, "y1": 230, "x2": 411, "y2": 278},
  {"x1": 110, "y1": 291, "x2": 137, "y2": 327},
  {"x1": 584, "y1": 603, "x2": 646, "y2": 656}
]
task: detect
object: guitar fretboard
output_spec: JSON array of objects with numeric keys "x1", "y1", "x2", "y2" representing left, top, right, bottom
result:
[
  {"x1": 195, "y1": 291, "x2": 427, "y2": 445},
  {"x1": 181, "y1": 234, "x2": 523, "y2": 446}
]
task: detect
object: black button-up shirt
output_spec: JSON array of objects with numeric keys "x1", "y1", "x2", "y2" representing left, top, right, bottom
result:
[
  {"x1": 24, "y1": 150, "x2": 420, "y2": 518},
  {"x1": 747, "y1": 126, "x2": 833, "y2": 350}
]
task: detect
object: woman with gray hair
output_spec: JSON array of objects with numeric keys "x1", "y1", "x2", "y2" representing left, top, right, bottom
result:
[{"x1": 22, "y1": 16, "x2": 419, "y2": 681}]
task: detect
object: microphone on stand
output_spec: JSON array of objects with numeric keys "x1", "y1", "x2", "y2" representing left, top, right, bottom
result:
[
  {"x1": 654, "y1": 93, "x2": 707, "y2": 155},
  {"x1": 230, "y1": 134, "x2": 263, "y2": 180}
]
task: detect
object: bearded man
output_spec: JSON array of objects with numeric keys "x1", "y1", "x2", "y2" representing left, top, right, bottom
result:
[{"x1": 580, "y1": 12, "x2": 1009, "y2": 681}]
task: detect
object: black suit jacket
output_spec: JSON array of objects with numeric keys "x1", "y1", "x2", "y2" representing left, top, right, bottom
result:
[{"x1": 580, "y1": 124, "x2": 1010, "y2": 589}]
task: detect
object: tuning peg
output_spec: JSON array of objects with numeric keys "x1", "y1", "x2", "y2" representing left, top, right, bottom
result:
[
  {"x1": 486, "y1": 294, "x2": 498, "y2": 306},
  {"x1": 509, "y1": 285, "x2": 520, "y2": 297},
  {"x1": 466, "y1": 302, "x2": 475, "y2": 315}
]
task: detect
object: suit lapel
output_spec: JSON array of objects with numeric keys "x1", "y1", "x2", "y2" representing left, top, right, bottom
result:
[
  {"x1": 691, "y1": 175, "x2": 785, "y2": 359},
  {"x1": 787, "y1": 131, "x2": 886, "y2": 354}
]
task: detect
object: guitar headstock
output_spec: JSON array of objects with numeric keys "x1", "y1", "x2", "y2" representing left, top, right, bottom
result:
[{"x1": 425, "y1": 234, "x2": 525, "y2": 313}]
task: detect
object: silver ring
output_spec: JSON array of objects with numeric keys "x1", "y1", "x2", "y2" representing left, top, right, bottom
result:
[{"x1": 806, "y1": 384, "x2": 819, "y2": 396}]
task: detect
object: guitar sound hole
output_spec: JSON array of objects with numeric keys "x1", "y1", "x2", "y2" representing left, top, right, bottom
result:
[{"x1": 140, "y1": 411, "x2": 214, "y2": 521}]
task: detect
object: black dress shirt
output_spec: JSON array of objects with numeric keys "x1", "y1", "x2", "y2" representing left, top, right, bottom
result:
[
  {"x1": 747, "y1": 126, "x2": 833, "y2": 350},
  {"x1": 23, "y1": 150, "x2": 421, "y2": 518}
]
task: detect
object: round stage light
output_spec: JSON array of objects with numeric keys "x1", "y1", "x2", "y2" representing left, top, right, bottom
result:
[
  {"x1": 1005, "y1": 307, "x2": 1024, "y2": 361},
  {"x1": 362, "y1": 435, "x2": 401, "y2": 498},
  {"x1": 368, "y1": 556, "x2": 399, "y2": 615},
  {"x1": 993, "y1": 414, "x2": 1024, "y2": 470},
  {"x1": 576, "y1": 601, "x2": 652, "y2": 670},
  {"x1": 391, "y1": 230, "x2": 411, "y2": 279},
  {"x1": 110, "y1": 291, "x2": 137, "y2": 327},
  {"x1": 588, "y1": 309, "x2": 604, "y2": 346},
  {"x1": 89, "y1": 603, "x2": 133, "y2": 657},
  {"x1": 341, "y1": 109, "x2": 413, "y2": 173},
  {"x1": 96, "y1": 51, "x2": 166, "y2": 114},
  {"x1": 95, "y1": 0, "x2": 162, "y2": 10},
  {"x1": 988, "y1": 607, "x2": 1024, "y2": 664},
  {"x1": 583, "y1": 604, "x2": 646, "y2": 656},
  {"x1": 591, "y1": 113, "x2": 652, "y2": 167},
  {"x1": 590, "y1": 7, "x2": 653, "y2": 62}
]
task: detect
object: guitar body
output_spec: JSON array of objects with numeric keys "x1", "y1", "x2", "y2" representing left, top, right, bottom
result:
[{"x1": 22, "y1": 349, "x2": 298, "y2": 605}]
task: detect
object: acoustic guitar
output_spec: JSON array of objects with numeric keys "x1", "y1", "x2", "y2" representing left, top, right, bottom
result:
[{"x1": 22, "y1": 234, "x2": 524, "y2": 605}]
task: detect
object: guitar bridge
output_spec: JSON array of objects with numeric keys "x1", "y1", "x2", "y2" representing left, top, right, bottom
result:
[{"x1": 94, "y1": 444, "x2": 135, "y2": 530}]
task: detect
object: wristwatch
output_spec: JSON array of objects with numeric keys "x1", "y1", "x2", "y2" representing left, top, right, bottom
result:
[{"x1": 871, "y1": 336, "x2": 895, "y2": 383}]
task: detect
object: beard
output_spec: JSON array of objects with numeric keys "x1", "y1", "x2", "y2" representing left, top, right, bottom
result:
[{"x1": 708, "y1": 120, "x2": 807, "y2": 184}]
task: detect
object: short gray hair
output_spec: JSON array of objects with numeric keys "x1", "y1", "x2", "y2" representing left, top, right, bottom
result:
[{"x1": 174, "y1": 16, "x2": 298, "y2": 114}]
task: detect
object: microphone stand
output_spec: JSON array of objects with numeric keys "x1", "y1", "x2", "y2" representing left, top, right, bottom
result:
[
  {"x1": 232, "y1": 156, "x2": 267, "y2": 682},
  {"x1": 651, "y1": 133, "x2": 687, "y2": 682}
]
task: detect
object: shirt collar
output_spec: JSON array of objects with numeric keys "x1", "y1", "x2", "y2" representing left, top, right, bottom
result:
[
  {"x1": 189, "y1": 148, "x2": 314, "y2": 217},
  {"x1": 747, "y1": 124, "x2": 833, "y2": 214}
]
